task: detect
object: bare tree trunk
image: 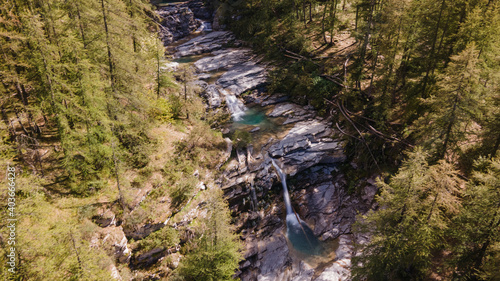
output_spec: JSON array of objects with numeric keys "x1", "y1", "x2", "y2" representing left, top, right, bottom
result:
[
  {"x1": 295, "y1": 1, "x2": 300, "y2": 19},
  {"x1": 75, "y1": 1, "x2": 87, "y2": 49},
  {"x1": 112, "y1": 142, "x2": 126, "y2": 211},
  {"x1": 303, "y1": 1, "x2": 307, "y2": 26},
  {"x1": 355, "y1": 5, "x2": 359, "y2": 33},
  {"x1": 471, "y1": 212, "x2": 500, "y2": 280},
  {"x1": 439, "y1": 91, "x2": 459, "y2": 159},
  {"x1": 156, "y1": 43, "x2": 161, "y2": 99},
  {"x1": 70, "y1": 231, "x2": 85, "y2": 276},
  {"x1": 421, "y1": 0, "x2": 446, "y2": 98},
  {"x1": 184, "y1": 82, "x2": 189, "y2": 120},
  {"x1": 432, "y1": 12, "x2": 451, "y2": 76},
  {"x1": 309, "y1": 1, "x2": 312, "y2": 22},
  {"x1": 369, "y1": 49, "x2": 379, "y2": 89},
  {"x1": 382, "y1": 18, "x2": 402, "y2": 98},
  {"x1": 15, "y1": 81, "x2": 28, "y2": 106},
  {"x1": 15, "y1": 110, "x2": 29, "y2": 136},
  {"x1": 490, "y1": 132, "x2": 500, "y2": 158},
  {"x1": 101, "y1": 0, "x2": 115, "y2": 91},
  {"x1": 1, "y1": 106, "x2": 9, "y2": 126},
  {"x1": 329, "y1": 0, "x2": 338, "y2": 44},
  {"x1": 321, "y1": 2, "x2": 328, "y2": 44}
]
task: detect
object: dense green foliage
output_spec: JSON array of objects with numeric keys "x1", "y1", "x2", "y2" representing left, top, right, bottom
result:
[
  {"x1": 0, "y1": 0, "x2": 164, "y2": 190},
  {"x1": 352, "y1": 148, "x2": 464, "y2": 280},
  {"x1": 173, "y1": 189, "x2": 242, "y2": 281},
  {"x1": 0, "y1": 0, "x2": 242, "y2": 280}
]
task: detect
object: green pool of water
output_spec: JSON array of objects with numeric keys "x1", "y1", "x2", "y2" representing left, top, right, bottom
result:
[
  {"x1": 229, "y1": 106, "x2": 294, "y2": 152},
  {"x1": 234, "y1": 108, "x2": 267, "y2": 125},
  {"x1": 173, "y1": 56, "x2": 199, "y2": 64},
  {"x1": 231, "y1": 107, "x2": 281, "y2": 134}
]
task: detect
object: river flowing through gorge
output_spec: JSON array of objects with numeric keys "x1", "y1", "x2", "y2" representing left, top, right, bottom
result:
[{"x1": 158, "y1": 1, "x2": 378, "y2": 280}]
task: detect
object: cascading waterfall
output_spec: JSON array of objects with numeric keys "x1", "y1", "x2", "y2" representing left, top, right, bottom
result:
[
  {"x1": 271, "y1": 158, "x2": 323, "y2": 255},
  {"x1": 222, "y1": 88, "x2": 247, "y2": 121},
  {"x1": 196, "y1": 21, "x2": 212, "y2": 32}
]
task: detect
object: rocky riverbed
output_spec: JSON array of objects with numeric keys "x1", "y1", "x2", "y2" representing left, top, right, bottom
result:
[{"x1": 160, "y1": 1, "x2": 377, "y2": 280}]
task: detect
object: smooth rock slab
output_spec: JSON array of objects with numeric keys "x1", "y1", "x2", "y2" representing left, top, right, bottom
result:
[
  {"x1": 315, "y1": 235, "x2": 353, "y2": 281},
  {"x1": 217, "y1": 63, "x2": 267, "y2": 95},
  {"x1": 175, "y1": 31, "x2": 234, "y2": 57},
  {"x1": 268, "y1": 120, "x2": 332, "y2": 158},
  {"x1": 268, "y1": 102, "x2": 299, "y2": 117},
  {"x1": 195, "y1": 48, "x2": 253, "y2": 72}
]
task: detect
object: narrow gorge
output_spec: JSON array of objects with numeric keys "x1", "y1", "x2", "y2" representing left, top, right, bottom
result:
[
  {"x1": 157, "y1": 1, "x2": 377, "y2": 280},
  {"x1": 2, "y1": 0, "x2": 498, "y2": 279}
]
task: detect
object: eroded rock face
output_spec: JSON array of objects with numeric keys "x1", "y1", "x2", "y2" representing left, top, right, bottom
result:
[
  {"x1": 194, "y1": 48, "x2": 254, "y2": 72},
  {"x1": 216, "y1": 63, "x2": 267, "y2": 96},
  {"x1": 187, "y1": 0, "x2": 212, "y2": 20},
  {"x1": 267, "y1": 120, "x2": 345, "y2": 176},
  {"x1": 158, "y1": 5, "x2": 201, "y2": 45},
  {"x1": 200, "y1": 84, "x2": 223, "y2": 109},
  {"x1": 90, "y1": 225, "x2": 131, "y2": 264},
  {"x1": 174, "y1": 31, "x2": 235, "y2": 57},
  {"x1": 162, "y1": 18, "x2": 375, "y2": 280},
  {"x1": 234, "y1": 167, "x2": 372, "y2": 281},
  {"x1": 123, "y1": 222, "x2": 165, "y2": 241}
]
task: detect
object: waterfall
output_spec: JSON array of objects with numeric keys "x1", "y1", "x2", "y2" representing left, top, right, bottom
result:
[
  {"x1": 198, "y1": 21, "x2": 212, "y2": 32},
  {"x1": 271, "y1": 158, "x2": 323, "y2": 255},
  {"x1": 271, "y1": 158, "x2": 294, "y2": 215},
  {"x1": 221, "y1": 89, "x2": 247, "y2": 121}
]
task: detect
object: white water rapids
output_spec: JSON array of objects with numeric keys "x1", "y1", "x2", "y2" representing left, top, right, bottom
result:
[{"x1": 221, "y1": 88, "x2": 247, "y2": 121}]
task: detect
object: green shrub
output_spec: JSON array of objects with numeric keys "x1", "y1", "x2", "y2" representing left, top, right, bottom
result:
[
  {"x1": 169, "y1": 179, "x2": 196, "y2": 211},
  {"x1": 231, "y1": 129, "x2": 252, "y2": 149},
  {"x1": 168, "y1": 94, "x2": 184, "y2": 119},
  {"x1": 136, "y1": 227, "x2": 179, "y2": 253},
  {"x1": 149, "y1": 96, "x2": 173, "y2": 122}
]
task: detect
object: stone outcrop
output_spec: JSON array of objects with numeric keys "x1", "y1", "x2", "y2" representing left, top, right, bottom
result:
[
  {"x1": 90, "y1": 225, "x2": 131, "y2": 264},
  {"x1": 157, "y1": 5, "x2": 201, "y2": 45},
  {"x1": 267, "y1": 119, "x2": 344, "y2": 176},
  {"x1": 187, "y1": 0, "x2": 212, "y2": 20},
  {"x1": 174, "y1": 31, "x2": 235, "y2": 57},
  {"x1": 200, "y1": 84, "x2": 223, "y2": 109},
  {"x1": 216, "y1": 63, "x2": 267, "y2": 96},
  {"x1": 194, "y1": 49, "x2": 254, "y2": 72},
  {"x1": 123, "y1": 222, "x2": 165, "y2": 241}
]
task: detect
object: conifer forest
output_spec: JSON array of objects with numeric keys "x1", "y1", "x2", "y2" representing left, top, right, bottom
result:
[{"x1": 0, "y1": 0, "x2": 498, "y2": 280}]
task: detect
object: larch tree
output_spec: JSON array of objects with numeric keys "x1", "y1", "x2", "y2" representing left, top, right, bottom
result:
[
  {"x1": 451, "y1": 157, "x2": 500, "y2": 280},
  {"x1": 174, "y1": 188, "x2": 242, "y2": 281},
  {"x1": 352, "y1": 148, "x2": 463, "y2": 280},
  {"x1": 411, "y1": 44, "x2": 483, "y2": 161}
]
